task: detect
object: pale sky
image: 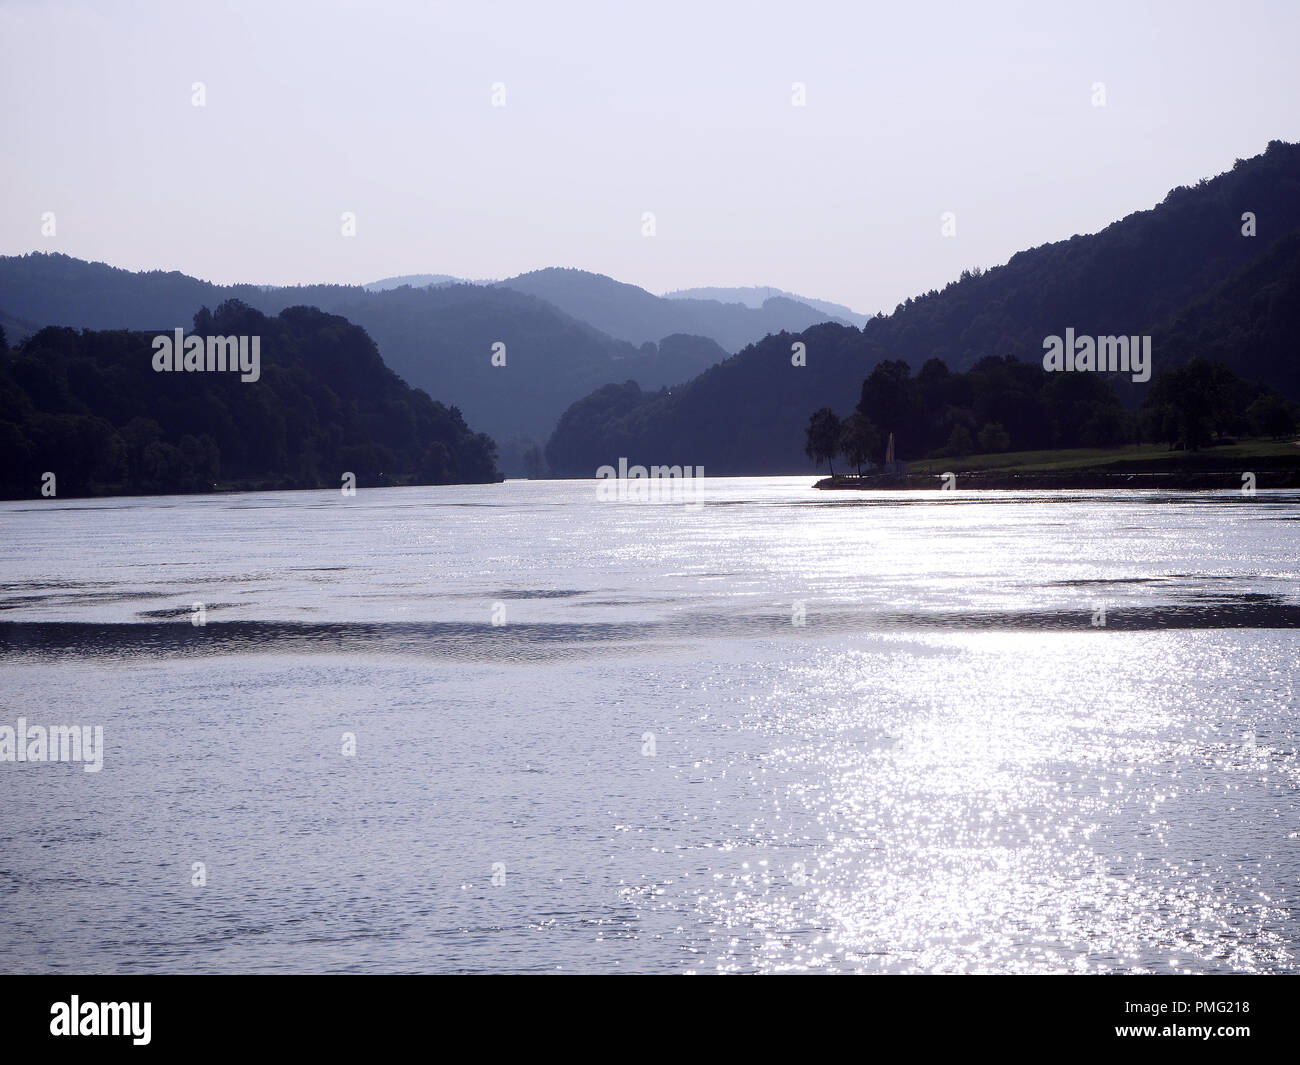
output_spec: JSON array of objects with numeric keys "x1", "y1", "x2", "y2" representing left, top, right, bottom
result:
[{"x1": 2, "y1": 0, "x2": 1297, "y2": 314}]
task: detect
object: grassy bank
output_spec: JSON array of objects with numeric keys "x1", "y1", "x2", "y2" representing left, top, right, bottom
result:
[{"x1": 815, "y1": 438, "x2": 1300, "y2": 490}]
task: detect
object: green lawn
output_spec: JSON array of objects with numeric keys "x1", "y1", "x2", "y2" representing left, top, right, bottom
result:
[{"x1": 905, "y1": 438, "x2": 1300, "y2": 475}]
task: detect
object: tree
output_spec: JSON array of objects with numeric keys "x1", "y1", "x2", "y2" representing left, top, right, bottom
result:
[
  {"x1": 1142, "y1": 360, "x2": 1237, "y2": 450},
  {"x1": 945, "y1": 424, "x2": 974, "y2": 457},
  {"x1": 1247, "y1": 393, "x2": 1297, "y2": 439},
  {"x1": 840, "y1": 411, "x2": 880, "y2": 476},
  {"x1": 857, "y1": 359, "x2": 917, "y2": 438},
  {"x1": 1079, "y1": 406, "x2": 1132, "y2": 448},
  {"x1": 977, "y1": 421, "x2": 1010, "y2": 453},
  {"x1": 805, "y1": 407, "x2": 843, "y2": 475}
]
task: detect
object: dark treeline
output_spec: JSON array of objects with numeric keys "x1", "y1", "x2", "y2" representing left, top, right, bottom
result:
[
  {"x1": 0, "y1": 300, "x2": 501, "y2": 498},
  {"x1": 804, "y1": 356, "x2": 1298, "y2": 474}
]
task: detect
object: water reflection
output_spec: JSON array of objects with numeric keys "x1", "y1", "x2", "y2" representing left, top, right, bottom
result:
[{"x1": 0, "y1": 481, "x2": 1297, "y2": 973}]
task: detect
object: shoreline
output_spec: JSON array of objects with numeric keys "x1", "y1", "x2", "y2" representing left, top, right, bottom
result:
[{"x1": 814, "y1": 470, "x2": 1300, "y2": 491}]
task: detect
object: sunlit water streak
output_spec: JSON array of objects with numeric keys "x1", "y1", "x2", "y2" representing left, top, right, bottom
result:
[{"x1": 0, "y1": 479, "x2": 1297, "y2": 973}]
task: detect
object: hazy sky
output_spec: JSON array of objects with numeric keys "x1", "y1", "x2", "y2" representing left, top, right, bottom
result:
[{"x1": 2, "y1": 0, "x2": 1297, "y2": 313}]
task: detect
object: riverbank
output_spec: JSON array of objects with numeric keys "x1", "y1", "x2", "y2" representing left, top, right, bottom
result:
[
  {"x1": 814, "y1": 439, "x2": 1300, "y2": 490},
  {"x1": 816, "y1": 469, "x2": 1300, "y2": 490}
]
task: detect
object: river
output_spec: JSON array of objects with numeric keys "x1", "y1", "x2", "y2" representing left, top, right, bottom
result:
[{"x1": 1, "y1": 478, "x2": 1297, "y2": 973}]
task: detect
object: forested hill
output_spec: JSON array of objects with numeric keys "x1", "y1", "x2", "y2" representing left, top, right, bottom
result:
[
  {"x1": 0, "y1": 256, "x2": 734, "y2": 453},
  {"x1": 544, "y1": 140, "x2": 1300, "y2": 475},
  {"x1": 0, "y1": 301, "x2": 501, "y2": 498},
  {"x1": 1146, "y1": 228, "x2": 1300, "y2": 400}
]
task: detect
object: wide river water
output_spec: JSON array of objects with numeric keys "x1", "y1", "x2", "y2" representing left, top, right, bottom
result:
[{"x1": 1, "y1": 478, "x2": 1297, "y2": 973}]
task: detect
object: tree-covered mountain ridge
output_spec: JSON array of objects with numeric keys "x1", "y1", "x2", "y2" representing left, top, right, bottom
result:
[
  {"x1": 544, "y1": 140, "x2": 1300, "y2": 476},
  {"x1": 0, "y1": 256, "x2": 850, "y2": 467},
  {"x1": 0, "y1": 300, "x2": 502, "y2": 499}
]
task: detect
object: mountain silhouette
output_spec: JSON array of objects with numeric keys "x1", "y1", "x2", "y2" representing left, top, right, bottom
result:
[
  {"x1": 0, "y1": 257, "x2": 727, "y2": 459},
  {"x1": 495, "y1": 267, "x2": 853, "y2": 349},
  {"x1": 0, "y1": 301, "x2": 501, "y2": 498},
  {"x1": 545, "y1": 141, "x2": 1300, "y2": 475}
]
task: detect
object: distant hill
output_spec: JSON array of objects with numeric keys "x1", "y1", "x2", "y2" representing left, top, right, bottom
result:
[
  {"x1": 238, "y1": 282, "x2": 729, "y2": 450},
  {"x1": 0, "y1": 255, "x2": 730, "y2": 463},
  {"x1": 0, "y1": 257, "x2": 256, "y2": 329},
  {"x1": 0, "y1": 310, "x2": 40, "y2": 346},
  {"x1": 663, "y1": 286, "x2": 872, "y2": 327},
  {"x1": 496, "y1": 267, "x2": 852, "y2": 350},
  {"x1": 0, "y1": 301, "x2": 501, "y2": 498},
  {"x1": 363, "y1": 273, "x2": 468, "y2": 291},
  {"x1": 545, "y1": 140, "x2": 1300, "y2": 475}
]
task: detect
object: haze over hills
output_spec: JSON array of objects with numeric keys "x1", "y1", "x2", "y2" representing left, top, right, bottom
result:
[
  {"x1": 363, "y1": 273, "x2": 469, "y2": 291},
  {"x1": 365, "y1": 275, "x2": 875, "y2": 330},
  {"x1": 0, "y1": 257, "x2": 865, "y2": 472},
  {"x1": 493, "y1": 268, "x2": 854, "y2": 349},
  {"x1": 0, "y1": 256, "x2": 728, "y2": 463},
  {"x1": 544, "y1": 141, "x2": 1300, "y2": 476},
  {"x1": 6, "y1": 143, "x2": 1297, "y2": 481},
  {"x1": 663, "y1": 286, "x2": 872, "y2": 328},
  {"x1": 362, "y1": 272, "x2": 868, "y2": 342},
  {"x1": 0, "y1": 309, "x2": 40, "y2": 346}
]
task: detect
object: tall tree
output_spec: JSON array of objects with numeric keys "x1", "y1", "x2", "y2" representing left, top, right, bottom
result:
[
  {"x1": 857, "y1": 359, "x2": 918, "y2": 438},
  {"x1": 840, "y1": 411, "x2": 880, "y2": 476},
  {"x1": 805, "y1": 407, "x2": 843, "y2": 476}
]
